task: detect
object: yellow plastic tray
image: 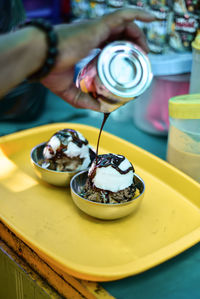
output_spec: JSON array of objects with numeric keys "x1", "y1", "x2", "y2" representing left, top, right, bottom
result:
[{"x1": 0, "y1": 123, "x2": 200, "y2": 282}]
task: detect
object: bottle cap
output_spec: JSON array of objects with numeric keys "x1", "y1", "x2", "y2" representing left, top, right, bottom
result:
[
  {"x1": 192, "y1": 31, "x2": 200, "y2": 51},
  {"x1": 169, "y1": 94, "x2": 200, "y2": 119}
]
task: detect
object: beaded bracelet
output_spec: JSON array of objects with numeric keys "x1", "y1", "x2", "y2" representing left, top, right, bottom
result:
[{"x1": 20, "y1": 19, "x2": 58, "y2": 81}]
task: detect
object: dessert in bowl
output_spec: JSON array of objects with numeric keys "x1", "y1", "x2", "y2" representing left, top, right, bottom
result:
[
  {"x1": 70, "y1": 153, "x2": 145, "y2": 220},
  {"x1": 31, "y1": 128, "x2": 95, "y2": 186}
]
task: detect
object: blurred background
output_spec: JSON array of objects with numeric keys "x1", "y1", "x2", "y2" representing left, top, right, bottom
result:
[{"x1": 21, "y1": 0, "x2": 200, "y2": 51}]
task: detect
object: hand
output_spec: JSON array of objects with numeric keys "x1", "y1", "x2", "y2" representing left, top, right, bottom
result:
[{"x1": 41, "y1": 8, "x2": 155, "y2": 111}]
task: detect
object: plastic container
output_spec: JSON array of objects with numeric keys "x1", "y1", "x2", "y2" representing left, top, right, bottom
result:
[
  {"x1": 166, "y1": 94, "x2": 200, "y2": 183},
  {"x1": 189, "y1": 32, "x2": 200, "y2": 94},
  {"x1": 132, "y1": 51, "x2": 192, "y2": 135}
]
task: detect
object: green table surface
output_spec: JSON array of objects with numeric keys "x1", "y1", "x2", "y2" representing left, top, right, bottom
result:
[{"x1": 0, "y1": 90, "x2": 200, "y2": 299}]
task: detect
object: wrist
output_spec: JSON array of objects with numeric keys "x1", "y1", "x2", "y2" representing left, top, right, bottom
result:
[
  {"x1": 22, "y1": 26, "x2": 48, "y2": 76},
  {"x1": 19, "y1": 19, "x2": 58, "y2": 81}
]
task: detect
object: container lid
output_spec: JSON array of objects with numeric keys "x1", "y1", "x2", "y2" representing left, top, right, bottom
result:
[
  {"x1": 192, "y1": 31, "x2": 200, "y2": 51},
  {"x1": 169, "y1": 94, "x2": 200, "y2": 119},
  {"x1": 149, "y1": 51, "x2": 192, "y2": 76},
  {"x1": 97, "y1": 41, "x2": 153, "y2": 98}
]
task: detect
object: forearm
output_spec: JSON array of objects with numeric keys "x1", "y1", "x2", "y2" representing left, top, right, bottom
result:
[{"x1": 0, "y1": 27, "x2": 47, "y2": 98}]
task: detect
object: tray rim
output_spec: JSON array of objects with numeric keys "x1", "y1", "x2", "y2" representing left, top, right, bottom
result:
[
  {"x1": 0, "y1": 122, "x2": 200, "y2": 282},
  {"x1": 1, "y1": 217, "x2": 200, "y2": 282}
]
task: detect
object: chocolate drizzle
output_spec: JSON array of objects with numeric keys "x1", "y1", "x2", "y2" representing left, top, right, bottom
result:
[
  {"x1": 90, "y1": 153, "x2": 134, "y2": 181},
  {"x1": 55, "y1": 129, "x2": 88, "y2": 148},
  {"x1": 44, "y1": 129, "x2": 94, "y2": 165},
  {"x1": 46, "y1": 144, "x2": 54, "y2": 156}
]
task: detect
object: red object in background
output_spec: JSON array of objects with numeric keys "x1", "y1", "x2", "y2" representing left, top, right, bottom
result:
[{"x1": 61, "y1": 0, "x2": 71, "y2": 20}]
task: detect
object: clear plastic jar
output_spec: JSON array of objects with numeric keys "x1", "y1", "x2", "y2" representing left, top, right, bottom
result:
[
  {"x1": 132, "y1": 51, "x2": 192, "y2": 136},
  {"x1": 167, "y1": 94, "x2": 200, "y2": 182}
]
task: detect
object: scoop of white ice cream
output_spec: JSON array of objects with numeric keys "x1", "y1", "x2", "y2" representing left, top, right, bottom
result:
[
  {"x1": 88, "y1": 154, "x2": 134, "y2": 192},
  {"x1": 43, "y1": 135, "x2": 61, "y2": 159},
  {"x1": 43, "y1": 129, "x2": 95, "y2": 171}
]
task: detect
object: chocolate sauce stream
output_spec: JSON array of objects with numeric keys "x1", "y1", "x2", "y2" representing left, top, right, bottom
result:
[
  {"x1": 96, "y1": 113, "x2": 110, "y2": 157},
  {"x1": 89, "y1": 112, "x2": 134, "y2": 181}
]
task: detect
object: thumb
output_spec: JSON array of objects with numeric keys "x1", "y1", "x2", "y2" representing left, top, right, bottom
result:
[{"x1": 60, "y1": 85, "x2": 101, "y2": 111}]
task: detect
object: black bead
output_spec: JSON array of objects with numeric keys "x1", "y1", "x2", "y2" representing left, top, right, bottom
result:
[
  {"x1": 46, "y1": 57, "x2": 55, "y2": 66},
  {"x1": 47, "y1": 31, "x2": 58, "y2": 46},
  {"x1": 48, "y1": 47, "x2": 58, "y2": 57}
]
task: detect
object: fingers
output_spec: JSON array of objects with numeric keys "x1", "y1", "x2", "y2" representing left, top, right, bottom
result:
[
  {"x1": 59, "y1": 85, "x2": 100, "y2": 111},
  {"x1": 97, "y1": 8, "x2": 154, "y2": 52},
  {"x1": 103, "y1": 8, "x2": 155, "y2": 29},
  {"x1": 41, "y1": 69, "x2": 100, "y2": 111},
  {"x1": 125, "y1": 22, "x2": 149, "y2": 53},
  {"x1": 54, "y1": 8, "x2": 154, "y2": 69},
  {"x1": 99, "y1": 22, "x2": 149, "y2": 53}
]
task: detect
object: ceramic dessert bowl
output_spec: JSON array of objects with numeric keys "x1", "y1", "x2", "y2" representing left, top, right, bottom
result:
[
  {"x1": 70, "y1": 170, "x2": 145, "y2": 220},
  {"x1": 31, "y1": 142, "x2": 77, "y2": 187}
]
